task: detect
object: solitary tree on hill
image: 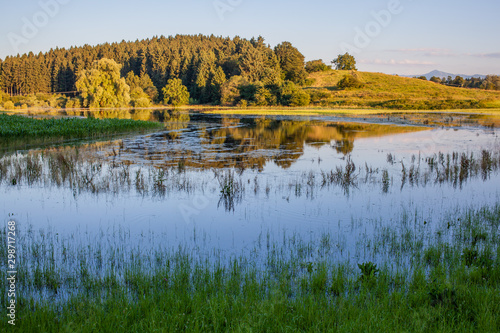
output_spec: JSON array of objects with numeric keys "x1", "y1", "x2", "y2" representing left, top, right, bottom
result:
[{"x1": 332, "y1": 53, "x2": 357, "y2": 71}]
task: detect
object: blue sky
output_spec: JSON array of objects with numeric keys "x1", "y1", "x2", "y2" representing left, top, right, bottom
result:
[{"x1": 1, "y1": 0, "x2": 499, "y2": 75}]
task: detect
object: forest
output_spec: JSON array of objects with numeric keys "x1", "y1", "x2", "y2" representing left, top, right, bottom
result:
[
  {"x1": 0, "y1": 34, "x2": 311, "y2": 108},
  {"x1": 1, "y1": 34, "x2": 499, "y2": 110}
]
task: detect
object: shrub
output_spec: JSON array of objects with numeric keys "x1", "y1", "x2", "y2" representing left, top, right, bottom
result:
[
  {"x1": 3, "y1": 101, "x2": 15, "y2": 110},
  {"x1": 130, "y1": 87, "x2": 152, "y2": 107},
  {"x1": 279, "y1": 81, "x2": 311, "y2": 106},
  {"x1": 305, "y1": 60, "x2": 331, "y2": 73},
  {"x1": 338, "y1": 74, "x2": 364, "y2": 89}
]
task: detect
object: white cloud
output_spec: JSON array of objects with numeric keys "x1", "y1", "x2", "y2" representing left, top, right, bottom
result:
[
  {"x1": 388, "y1": 48, "x2": 455, "y2": 57},
  {"x1": 360, "y1": 59, "x2": 436, "y2": 66},
  {"x1": 466, "y1": 52, "x2": 500, "y2": 58}
]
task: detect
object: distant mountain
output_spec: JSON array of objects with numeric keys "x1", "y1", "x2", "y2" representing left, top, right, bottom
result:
[{"x1": 401, "y1": 70, "x2": 486, "y2": 80}]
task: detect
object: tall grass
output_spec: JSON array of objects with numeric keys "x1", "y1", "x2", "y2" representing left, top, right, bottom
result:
[
  {"x1": 0, "y1": 204, "x2": 499, "y2": 332},
  {"x1": 1, "y1": 147, "x2": 499, "y2": 201},
  {"x1": 0, "y1": 114, "x2": 162, "y2": 140}
]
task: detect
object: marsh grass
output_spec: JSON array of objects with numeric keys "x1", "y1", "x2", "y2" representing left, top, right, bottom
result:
[
  {"x1": 0, "y1": 113, "x2": 162, "y2": 147},
  {"x1": 0, "y1": 204, "x2": 499, "y2": 332},
  {"x1": 1, "y1": 146, "x2": 499, "y2": 203}
]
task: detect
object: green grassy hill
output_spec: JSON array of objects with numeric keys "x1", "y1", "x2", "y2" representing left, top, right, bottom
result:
[{"x1": 306, "y1": 71, "x2": 500, "y2": 110}]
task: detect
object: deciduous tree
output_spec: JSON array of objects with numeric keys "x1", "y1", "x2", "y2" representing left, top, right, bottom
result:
[
  {"x1": 332, "y1": 53, "x2": 357, "y2": 71},
  {"x1": 162, "y1": 78, "x2": 190, "y2": 106},
  {"x1": 76, "y1": 58, "x2": 130, "y2": 108}
]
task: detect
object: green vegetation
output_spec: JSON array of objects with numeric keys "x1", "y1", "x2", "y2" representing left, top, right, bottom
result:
[
  {"x1": 332, "y1": 52, "x2": 357, "y2": 71},
  {"x1": 2, "y1": 100, "x2": 14, "y2": 110},
  {"x1": 0, "y1": 35, "x2": 284, "y2": 106},
  {"x1": 274, "y1": 41, "x2": 308, "y2": 84},
  {"x1": 162, "y1": 78, "x2": 190, "y2": 107},
  {"x1": 305, "y1": 59, "x2": 331, "y2": 73},
  {"x1": 76, "y1": 59, "x2": 131, "y2": 108},
  {"x1": 0, "y1": 204, "x2": 499, "y2": 332},
  {"x1": 337, "y1": 73, "x2": 364, "y2": 89},
  {"x1": 1, "y1": 35, "x2": 499, "y2": 111},
  {"x1": 0, "y1": 114, "x2": 162, "y2": 139},
  {"x1": 428, "y1": 74, "x2": 500, "y2": 90},
  {"x1": 306, "y1": 71, "x2": 500, "y2": 109}
]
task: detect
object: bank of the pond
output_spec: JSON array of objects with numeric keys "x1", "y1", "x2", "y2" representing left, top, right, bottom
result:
[
  {"x1": 1, "y1": 204, "x2": 499, "y2": 332},
  {"x1": 0, "y1": 113, "x2": 163, "y2": 140},
  {"x1": 4, "y1": 105, "x2": 500, "y2": 116}
]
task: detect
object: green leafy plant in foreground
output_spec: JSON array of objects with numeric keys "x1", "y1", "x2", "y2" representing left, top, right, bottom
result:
[{"x1": 357, "y1": 262, "x2": 379, "y2": 282}]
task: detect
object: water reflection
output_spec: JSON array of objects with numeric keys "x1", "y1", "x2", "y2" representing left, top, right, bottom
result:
[{"x1": 90, "y1": 111, "x2": 427, "y2": 171}]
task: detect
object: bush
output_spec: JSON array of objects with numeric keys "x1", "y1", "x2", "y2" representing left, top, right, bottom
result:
[
  {"x1": 189, "y1": 98, "x2": 199, "y2": 105},
  {"x1": 304, "y1": 78, "x2": 316, "y2": 87},
  {"x1": 338, "y1": 74, "x2": 364, "y2": 89},
  {"x1": 279, "y1": 81, "x2": 311, "y2": 107},
  {"x1": 254, "y1": 86, "x2": 277, "y2": 106},
  {"x1": 237, "y1": 100, "x2": 248, "y2": 108},
  {"x1": 305, "y1": 60, "x2": 331, "y2": 73},
  {"x1": 289, "y1": 90, "x2": 310, "y2": 106},
  {"x1": 308, "y1": 89, "x2": 332, "y2": 104},
  {"x1": 65, "y1": 99, "x2": 74, "y2": 109},
  {"x1": 3, "y1": 101, "x2": 15, "y2": 110},
  {"x1": 130, "y1": 87, "x2": 152, "y2": 108},
  {"x1": 220, "y1": 76, "x2": 249, "y2": 106}
]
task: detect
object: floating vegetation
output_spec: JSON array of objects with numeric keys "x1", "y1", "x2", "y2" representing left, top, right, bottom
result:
[{"x1": 1, "y1": 145, "x2": 500, "y2": 203}]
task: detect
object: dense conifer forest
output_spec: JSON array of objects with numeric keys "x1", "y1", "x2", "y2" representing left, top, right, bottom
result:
[{"x1": 0, "y1": 35, "x2": 311, "y2": 106}]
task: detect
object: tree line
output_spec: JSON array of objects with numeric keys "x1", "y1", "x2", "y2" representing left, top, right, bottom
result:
[
  {"x1": 416, "y1": 75, "x2": 500, "y2": 90},
  {"x1": 0, "y1": 34, "x2": 317, "y2": 107}
]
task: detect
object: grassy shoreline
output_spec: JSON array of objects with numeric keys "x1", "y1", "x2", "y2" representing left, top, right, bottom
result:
[
  {"x1": 3, "y1": 105, "x2": 500, "y2": 116},
  {"x1": 1, "y1": 204, "x2": 499, "y2": 332},
  {"x1": 0, "y1": 113, "x2": 163, "y2": 140}
]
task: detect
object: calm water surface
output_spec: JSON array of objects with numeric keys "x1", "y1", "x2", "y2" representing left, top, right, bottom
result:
[{"x1": 1, "y1": 110, "x2": 499, "y2": 261}]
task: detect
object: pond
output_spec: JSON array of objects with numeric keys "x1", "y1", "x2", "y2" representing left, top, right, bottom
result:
[{"x1": 1, "y1": 109, "x2": 500, "y2": 299}]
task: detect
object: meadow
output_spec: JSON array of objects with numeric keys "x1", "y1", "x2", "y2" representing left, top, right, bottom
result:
[{"x1": 305, "y1": 71, "x2": 500, "y2": 110}]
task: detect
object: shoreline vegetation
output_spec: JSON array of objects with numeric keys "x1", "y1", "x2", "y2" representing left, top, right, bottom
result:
[
  {"x1": 3, "y1": 105, "x2": 500, "y2": 117},
  {"x1": 1, "y1": 35, "x2": 499, "y2": 113},
  {"x1": 0, "y1": 203, "x2": 498, "y2": 332},
  {"x1": 0, "y1": 113, "x2": 163, "y2": 140},
  {"x1": 1, "y1": 146, "x2": 499, "y2": 208},
  {"x1": 1, "y1": 34, "x2": 499, "y2": 331}
]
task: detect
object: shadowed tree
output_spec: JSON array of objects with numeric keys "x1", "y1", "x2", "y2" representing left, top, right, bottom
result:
[
  {"x1": 305, "y1": 60, "x2": 331, "y2": 73},
  {"x1": 453, "y1": 76, "x2": 465, "y2": 87},
  {"x1": 279, "y1": 81, "x2": 310, "y2": 106},
  {"x1": 274, "y1": 42, "x2": 307, "y2": 85},
  {"x1": 220, "y1": 76, "x2": 250, "y2": 106},
  {"x1": 76, "y1": 58, "x2": 130, "y2": 108},
  {"x1": 332, "y1": 53, "x2": 357, "y2": 70},
  {"x1": 430, "y1": 76, "x2": 441, "y2": 83},
  {"x1": 162, "y1": 78, "x2": 190, "y2": 106}
]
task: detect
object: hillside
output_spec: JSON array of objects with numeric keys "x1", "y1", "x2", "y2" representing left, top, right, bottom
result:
[{"x1": 306, "y1": 71, "x2": 500, "y2": 110}]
